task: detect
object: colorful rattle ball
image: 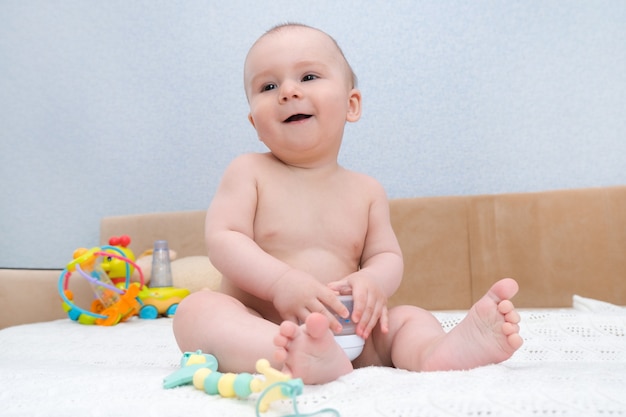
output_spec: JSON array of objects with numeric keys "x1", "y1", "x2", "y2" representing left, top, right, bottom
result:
[{"x1": 58, "y1": 238, "x2": 145, "y2": 326}]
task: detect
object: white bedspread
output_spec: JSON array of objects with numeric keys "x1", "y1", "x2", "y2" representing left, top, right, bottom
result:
[{"x1": 1, "y1": 296, "x2": 625, "y2": 416}]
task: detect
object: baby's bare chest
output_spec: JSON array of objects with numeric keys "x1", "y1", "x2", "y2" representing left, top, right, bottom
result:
[{"x1": 253, "y1": 182, "x2": 370, "y2": 259}]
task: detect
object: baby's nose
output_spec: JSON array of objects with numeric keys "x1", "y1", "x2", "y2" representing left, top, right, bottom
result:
[{"x1": 279, "y1": 80, "x2": 302, "y2": 102}]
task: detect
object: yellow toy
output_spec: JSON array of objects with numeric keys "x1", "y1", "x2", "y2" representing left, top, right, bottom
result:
[
  {"x1": 132, "y1": 241, "x2": 190, "y2": 319},
  {"x1": 100, "y1": 236, "x2": 136, "y2": 287},
  {"x1": 136, "y1": 285, "x2": 190, "y2": 318}
]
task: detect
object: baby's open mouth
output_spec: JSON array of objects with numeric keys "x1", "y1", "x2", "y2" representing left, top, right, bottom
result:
[{"x1": 284, "y1": 114, "x2": 312, "y2": 123}]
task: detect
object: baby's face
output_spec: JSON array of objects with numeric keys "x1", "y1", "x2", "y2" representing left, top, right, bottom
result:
[{"x1": 244, "y1": 26, "x2": 360, "y2": 167}]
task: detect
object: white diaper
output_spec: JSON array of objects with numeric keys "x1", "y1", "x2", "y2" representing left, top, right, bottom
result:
[{"x1": 334, "y1": 334, "x2": 365, "y2": 360}]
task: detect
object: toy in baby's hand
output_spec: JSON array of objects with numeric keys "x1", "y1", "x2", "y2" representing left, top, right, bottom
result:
[
  {"x1": 163, "y1": 350, "x2": 305, "y2": 415},
  {"x1": 59, "y1": 236, "x2": 146, "y2": 326}
]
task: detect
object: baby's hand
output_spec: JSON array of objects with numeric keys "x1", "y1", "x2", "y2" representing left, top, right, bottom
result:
[
  {"x1": 270, "y1": 269, "x2": 348, "y2": 333},
  {"x1": 328, "y1": 272, "x2": 389, "y2": 339}
]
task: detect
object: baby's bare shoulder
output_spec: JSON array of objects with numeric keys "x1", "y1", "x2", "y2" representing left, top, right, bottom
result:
[
  {"x1": 228, "y1": 152, "x2": 273, "y2": 168},
  {"x1": 223, "y1": 153, "x2": 279, "y2": 177},
  {"x1": 342, "y1": 169, "x2": 388, "y2": 199}
]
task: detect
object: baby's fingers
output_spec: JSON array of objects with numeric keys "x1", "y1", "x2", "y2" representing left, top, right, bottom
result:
[
  {"x1": 326, "y1": 279, "x2": 351, "y2": 295},
  {"x1": 378, "y1": 306, "x2": 389, "y2": 334},
  {"x1": 318, "y1": 293, "x2": 348, "y2": 333},
  {"x1": 355, "y1": 298, "x2": 385, "y2": 339}
]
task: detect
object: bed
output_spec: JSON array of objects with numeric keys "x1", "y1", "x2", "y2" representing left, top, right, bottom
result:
[{"x1": 1, "y1": 186, "x2": 625, "y2": 416}]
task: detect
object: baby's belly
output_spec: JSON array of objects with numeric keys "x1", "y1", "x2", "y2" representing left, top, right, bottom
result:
[{"x1": 264, "y1": 248, "x2": 358, "y2": 283}]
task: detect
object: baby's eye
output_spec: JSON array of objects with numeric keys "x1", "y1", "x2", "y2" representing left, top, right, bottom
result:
[
  {"x1": 302, "y1": 74, "x2": 318, "y2": 82},
  {"x1": 261, "y1": 83, "x2": 277, "y2": 92}
]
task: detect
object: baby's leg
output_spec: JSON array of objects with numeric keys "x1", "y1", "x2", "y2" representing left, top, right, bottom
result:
[
  {"x1": 385, "y1": 278, "x2": 523, "y2": 372},
  {"x1": 172, "y1": 290, "x2": 280, "y2": 373},
  {"x1": 274, "y1": 313, "x2": 353, "y2": 384}
]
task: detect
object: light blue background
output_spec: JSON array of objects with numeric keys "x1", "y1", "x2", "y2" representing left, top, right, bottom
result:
[{"x1": 1, "y1": 1, "x2": 625, "y2": 268}]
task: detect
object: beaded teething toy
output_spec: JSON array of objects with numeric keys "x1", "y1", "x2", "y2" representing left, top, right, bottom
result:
[{"x1": 163, "y1": 350, "x2": 340, "y2": 416}]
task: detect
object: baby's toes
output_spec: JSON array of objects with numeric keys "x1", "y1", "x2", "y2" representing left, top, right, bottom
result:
[
  {"x1": 497, "y1": 299, "x2": 515, "y2": 315},
  {"x1": 504, "y1": 309, "x2": 520, "y2": 325},
  {"x1": 506, "y1": 332, "x2": 524, "y2": 350},
  {"x1": 502, "y1": 321, "x2": 520, "y2": 336},
  {"x1": 273, "y1": 333, "x2": 289, "y2": 348},
  {"x1": 279, "y1": 320, "x2": 299, "y2": 338}
]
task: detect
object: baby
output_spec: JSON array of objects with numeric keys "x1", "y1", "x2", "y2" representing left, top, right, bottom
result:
[{"x1": 173, "y1": 23, "x2": 523, "y2": 384}]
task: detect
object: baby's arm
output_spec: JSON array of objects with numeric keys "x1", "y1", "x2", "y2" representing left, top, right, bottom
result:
[
  {"x1": 205, "y1": 154, "x2": 348, "y2": 329},
  {"x1": 328, "y1": 181, "x2": 403, "y2": 338}
]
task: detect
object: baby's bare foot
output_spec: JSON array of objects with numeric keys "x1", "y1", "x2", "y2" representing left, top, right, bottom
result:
[
  {"x1": 423, "y1": 278, "x2": 523, "y2": 371},
  {"x1": 273, "y1": 313, "x2": 353, "y2": 384}
]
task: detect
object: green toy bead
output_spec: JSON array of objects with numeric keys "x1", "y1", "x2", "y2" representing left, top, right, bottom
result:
[
  {"x1": 233, "y1": 373, "x2": 254, "y2": 398},
  {"x1": 204, "y1": 371, "x2": 222, "y2": 395}
]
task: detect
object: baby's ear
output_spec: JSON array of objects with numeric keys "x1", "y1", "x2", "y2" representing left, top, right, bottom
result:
[
  {"x1": 248, "y1": 113, "x2": 256, "y2": 128},
  {"x1": 346, "y1": 88, "x2": 362, "y2": 122}
]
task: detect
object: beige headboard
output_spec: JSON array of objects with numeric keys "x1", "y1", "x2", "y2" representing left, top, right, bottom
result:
[
  {"x1": 2, "y1": 185, "x2": 624, "y2": 329},
  {"x1": 388, "y1": 186, "x2": 626, "y2": 309},
  {"x1": 100, "y1": 210, "x2": 207, "y2": 258}
]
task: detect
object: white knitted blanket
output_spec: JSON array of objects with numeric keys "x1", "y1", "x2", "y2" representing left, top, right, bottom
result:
[{"x1": 0, "y1": 295, "x2": 624, "y2": 416}]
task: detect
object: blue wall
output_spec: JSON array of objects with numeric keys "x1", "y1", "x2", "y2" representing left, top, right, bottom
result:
[{"x1": 1, "y1": 1, "x2": 625, "y2": 268}]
